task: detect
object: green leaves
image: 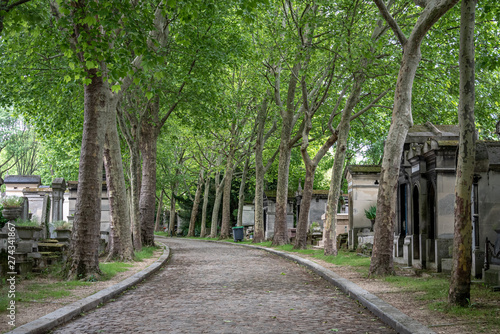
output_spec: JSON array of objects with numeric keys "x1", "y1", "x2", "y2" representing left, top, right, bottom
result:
[
  {"x1": 111, "y1": 84, "x2": 121, "y2": 93},
  {"x1": 81, "y1": 15, "x2": 97, "y2": 27}
]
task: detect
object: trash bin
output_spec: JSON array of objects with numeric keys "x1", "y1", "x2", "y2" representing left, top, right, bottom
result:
[{"x1": 232, "y1": 226, "x2": 244, "y2": 242}]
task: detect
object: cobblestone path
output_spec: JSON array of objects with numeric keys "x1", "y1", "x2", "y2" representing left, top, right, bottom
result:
[{"x1": 52, "y1": 238, "x2": 395, "y2": 333}]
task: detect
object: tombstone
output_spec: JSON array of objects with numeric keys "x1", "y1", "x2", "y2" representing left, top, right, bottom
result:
[
  {"x1": 403, "y1": 235, "x2": 412, "y2": 266},
  {"x1": 23, "y1": 189, "x2": 50, "y2": 239},
  {"x1": 345, "y1": 165, "x2": 380, "y2": 250},
  {"x1": 242, "y1": 204, "x2": 255, "y2": 226},
  {"x1": 51, "y1": 178, "x2": 67, "y2": 222},
  {"x1": 21, "y1": 197, "x2": 29, "y2": 221}
]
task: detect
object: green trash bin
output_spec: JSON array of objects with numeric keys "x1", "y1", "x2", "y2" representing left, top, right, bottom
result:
[{"x1": 232, "y1": 226, "x2": 244, "y2": 242}]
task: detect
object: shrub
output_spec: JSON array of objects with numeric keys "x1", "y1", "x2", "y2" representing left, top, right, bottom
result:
[
  {"x1": 53, "y1": 220, "x2": 72, "y2": 230},
  {"x1": 15, "y1": 219, "x2": 40, "y2": 227},
  {"x1": 0, "y1": 196, "x2": 24, "y2": 208},
  {"x1": 364, "y1": 205, "x2": 377, "y2": 220}
]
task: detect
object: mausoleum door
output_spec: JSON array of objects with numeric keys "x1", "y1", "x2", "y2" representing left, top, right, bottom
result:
[
  {"x1": 427, "y1": 183, "x2": 436, "y2": 264},
  {"x1": 412, "y1": 185, "x2": 420, "y2": 259},
  {"x1": 399, "y1": 184, "x2": 408, "y2": 239}
]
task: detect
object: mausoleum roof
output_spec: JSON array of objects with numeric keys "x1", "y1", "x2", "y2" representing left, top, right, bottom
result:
[
  {"x1": 347, "y1": 165, "x2": 381, "y2": 174},
  {"x1": 3, "y1": 175, "x2": 41, "y2": 185},
  {"x1": 405, "y1": 123, "x2": 460, "y2": 145}
]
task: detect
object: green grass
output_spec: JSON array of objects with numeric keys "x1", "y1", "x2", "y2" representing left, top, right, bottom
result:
[
  {"x1": 223, "y1": 238, "x2": 370, "y2": 272},
  {"x1": 185, "y1": 236, "x2": 221, "y2": 241},
  {"x1": 134, "y1": 245, "x2": 160, "y2": 261},
  {"x1": 0, "y1": 278, "x2": 92, "y2": 312},
  {"x1": 0, "y1": 243, "x2": 163, "y2": 314},
  {"x1": 19, "y1": 281, "x2": 92, "y2": 301},
  {"x1": 154, "y1": 231, "x2": 170, "y2": 237},
  {"x1": 384, "y1": 274, "x2": 449, "y2": 300},
  {"x1": 99, "y1": 262, "x2": 134, "y2": 280},
  {"x1": 100, "y1": 245, "x2": 161, "y2": 278},
  {"x1": 382, "y1": 272, "x2": 500, "y2": 331}
]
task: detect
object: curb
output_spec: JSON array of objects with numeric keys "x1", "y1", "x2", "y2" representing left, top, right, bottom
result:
[
  {"x1": 202, "y1": 239, "x2": 435, "y2": 334},
  {"x1": 7, "y1": 241, "x2": 171, "y2": 334}
]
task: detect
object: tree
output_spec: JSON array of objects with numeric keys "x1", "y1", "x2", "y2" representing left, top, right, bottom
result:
[
  {"x1": 117, "y1": 90, "x2": 144, "y2": 249},
  {"x1": 47, "y1": 0, "x2": 157, "y2": 277},
  {"x1": 369, "y1": 0, "x2": 459, "y2": 276},
  {"x1": 266, "y1": 1, "x2": 318, "y2": 246},
  {"x1": 103, "y1": 114, "x2": 134, "y2": 261},
  {"x1": 0, "y1": 0, "x2": 33, "y2": 35},
  {"x1": 253, "y1": 90, "x2": 278, "y2": 243},
  {"x1": 210, "y1": 154, "x2": 226, "y2": 238},
  {"x1": 199, "y1": 175, "x2": 211, "y2": 237},
  {"x1": 0, "y1": 111, "x2": 34, "y2": 182},
  {"x1": 187, "y1": 168, "x2": 204, "y2": 237},
  {"x1": 322, "y1": 1, "x2": 393, "y2": 255},
  {"x1": 448, "y1": 0, "x2": 476, "y2": 307}
]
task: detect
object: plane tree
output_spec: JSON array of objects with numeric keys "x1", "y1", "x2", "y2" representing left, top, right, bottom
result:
[{"x1": 369, "y1": 0, "x2": 460, "y2": 276}]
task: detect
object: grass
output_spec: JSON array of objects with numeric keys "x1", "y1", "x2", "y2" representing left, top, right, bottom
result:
[
  {"x1": 99, "y1": 262, "x2": 134, "y2": 280},
  {"x1": 18, "y1": 281, "x2": 92, "y2": 302},
  {"x1": 100, "y1": 245, "x2": 161, "y2": 279},
  {"x1": 0, "y1": 276, "x2": 92, "y2": 312},
  {"x1": 0, "y1": 244, "x2": 162, "y2": 314},
  {"x1": 224, "y1": 239, "x2": 370, "y2": 272},
  {"x1": 383, "y1": 274, "x2": 500, "y2": 332},
  {"x1": 383, "y1": 274, "x2": 449, "y2": 300},
  {"x1": 134, "y1": 245, "x2": 160, "y2": 261}
]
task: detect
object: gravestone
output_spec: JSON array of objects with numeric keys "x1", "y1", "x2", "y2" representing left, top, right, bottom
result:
[{"x1": 51, "y1": 178, "x2": 67, "y2": 222}]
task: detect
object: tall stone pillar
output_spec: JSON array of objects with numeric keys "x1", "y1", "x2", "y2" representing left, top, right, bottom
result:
[{"x1": 51, "y1": 178, "x2": 67, "y2": 223}]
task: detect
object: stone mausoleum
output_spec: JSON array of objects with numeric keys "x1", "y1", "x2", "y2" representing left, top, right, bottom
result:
[
  {"x1": 3, "y1": 175, "x2": 111, "y2": 247},
  {"x1": 242, "y1": 183, "x2": 348, "y2": 241},
  {"x1": 347, "y1": 122, "x2": 500, "y2": 285}
]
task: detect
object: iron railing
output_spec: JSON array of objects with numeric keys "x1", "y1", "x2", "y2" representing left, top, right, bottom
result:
[{"x1": 484, "y1": 237, "x2": 500, "y2": 271}]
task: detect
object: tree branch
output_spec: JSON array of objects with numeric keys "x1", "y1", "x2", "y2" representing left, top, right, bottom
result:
[
  {"x1": 372, "y1": 0, "x2": 408, "y2": 46},
  {"x1": 350, "y1": 89, "x2": 390, "y2": 121}
]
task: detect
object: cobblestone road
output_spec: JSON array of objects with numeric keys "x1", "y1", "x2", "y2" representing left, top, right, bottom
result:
[{"x1": 52, "y1": 238, "x2": 395, "y2": 333}]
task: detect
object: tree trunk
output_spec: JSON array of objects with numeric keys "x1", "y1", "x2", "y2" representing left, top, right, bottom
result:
[
  {"x1": 294, "y1": 164, "x2": 315, "y2": 249},
  {"x1": 324, "y1": 74, "x2": 364, "y2": 256},
  {"x1": 210, "y1": 168, "x2": 223, "y2": 238},
  {"x1": 253, "y1": 92, "x2": 273, "y2": 243},
  {"x1": 369, "y1": 46, "x2": 420, "y2": 276},
  {"x1": 139, "y1": 100, "x2": 159, "y2": 246},
  {"x1": 220, "y1": 151, "x2": 235, "y2": 239},
  {"x1": 200, "y1": 176, "x2": 210, "y2": 238},
  {"x1": 272, "y1": 108, "x2": 294, "y2": 246},
  {"x1": 154, "y1": 191, "x2": 164, "y2": 232},
  {"x1": 188, "y1": 169, "x2": 204, "y2": 237},
  {"x1": 103, "y1": 104, "x2": 134, "y2": 262},
  {"x1": 129, "y1": 142, "x2": 142, "y2": 249},
  {"x1": 66, "y1": 70, "x2": 106, "y2": 280},
  {"x1": 448, "y1": 0, "x2": 476, "y2": 307},
  {"x1": 116, "y1": 105, "x2": 142, "y2": 251},
  {"x1": 369, "y1": 0, "x2": 459, "y2": 276},
  {"x1": 236, "y1": 156, "x2": 250, "y2": 227},
  {"x1": 168, "y1": 184, "x2": 177, "y2": 236}
]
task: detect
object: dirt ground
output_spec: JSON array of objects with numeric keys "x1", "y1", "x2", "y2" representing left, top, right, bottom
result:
[{"x1": 2, "y1": 243, "x2": 498, "y2": 334}]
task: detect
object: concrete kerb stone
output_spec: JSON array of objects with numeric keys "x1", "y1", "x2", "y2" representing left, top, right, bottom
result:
[
  {"x1": 7, "y1": 241, "x2": 171, "y2": 334},
  {"x1": 198, "y1": 239, "x2": 435, "y2": 334}
]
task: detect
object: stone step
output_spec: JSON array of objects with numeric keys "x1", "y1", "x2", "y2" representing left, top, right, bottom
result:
[
  {"x1": 38, "y1": 242, "x2": 67, "y2": 253},
  {"x1": 40, "y1": 239, "x2": 59, "y2": 244}
]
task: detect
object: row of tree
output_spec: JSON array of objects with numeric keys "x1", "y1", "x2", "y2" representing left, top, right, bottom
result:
[{"x1": 1, "y1": 0, "x2": 498, "y2": 307}]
